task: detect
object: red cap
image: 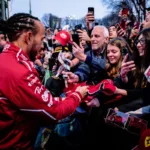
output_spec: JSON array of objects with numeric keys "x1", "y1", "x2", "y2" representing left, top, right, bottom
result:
[
  {"x1": 55, "y1": 30, "x2": 73, "y2": 46},
  {"x1": 133, "y1": 129, "x2": 150, "y2": 150},
  {"x1": 122, "y1": 8, "x2": 129, "y2": 16}
]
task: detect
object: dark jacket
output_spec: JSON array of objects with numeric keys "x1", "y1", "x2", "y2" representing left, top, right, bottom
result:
[{"x1": 75, "y1": 50, "x2": 108, "y2": 85}]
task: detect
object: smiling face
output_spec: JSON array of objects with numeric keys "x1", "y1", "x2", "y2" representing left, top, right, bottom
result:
[
  {"x1": 91, "y1": 26, "x2": 108, "y2": 53},
  {"x1": 107, "y1": 44, "x2": 121, "y2": 64}
]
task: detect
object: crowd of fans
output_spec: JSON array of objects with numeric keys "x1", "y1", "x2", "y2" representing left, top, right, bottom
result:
[{"x1": 1, "y1": 4, "x2": 150, "y2": 150}]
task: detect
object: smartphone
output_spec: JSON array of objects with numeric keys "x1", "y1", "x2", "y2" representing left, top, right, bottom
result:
[
  {"x1": 88, "y1": 7, "x2": 94, "y2": 15},
  {"x1": 72, "y1": 34, "x2": 80, "y2": 45},
  {"x1": 88, "y1": 7, "x2": 94, "y2": 28},
  {"x1": 75, "y1": 24, "x2": 82, "y2": 31}
]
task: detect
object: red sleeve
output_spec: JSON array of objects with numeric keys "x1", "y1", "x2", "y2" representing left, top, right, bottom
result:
[{"x1": 12, "y1": 71, "x2": 81, "y2": 123}]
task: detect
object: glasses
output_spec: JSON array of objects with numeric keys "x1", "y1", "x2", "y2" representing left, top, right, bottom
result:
[{"x1": 135, "y1": 38, "x2": 145, "y2": 45}]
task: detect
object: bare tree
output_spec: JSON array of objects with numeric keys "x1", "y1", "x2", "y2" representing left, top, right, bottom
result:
[
  {"x1": 41, "y1": 13, "x2": 50, "y2": 27},
  {"x1": 101, "y1": 13, "x2": 119, "y2": 27},
  {"x1": 41, "y1": 13, "x2": 61, "y2": 29},
  {"x1": 100, "y1": 0, "x2": 149, "y2": 22}
]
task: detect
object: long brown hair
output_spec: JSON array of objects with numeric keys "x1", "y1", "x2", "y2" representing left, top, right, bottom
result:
[
  {"x1": 106, "y1": 37, "x2": 132, "y2": 79},
  {"x1": 133, "y1": 28, "x2": 150, "y2": 88}
]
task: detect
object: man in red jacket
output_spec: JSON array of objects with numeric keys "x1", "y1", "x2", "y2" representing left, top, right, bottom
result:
[{"x1": 0, "y1": 13, "x2": 88, "y2": 149}]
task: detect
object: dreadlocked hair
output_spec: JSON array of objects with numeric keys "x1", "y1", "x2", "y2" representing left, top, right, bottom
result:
[{"x1": 0, "y1": 13, "x2": 39, "y2": 42}]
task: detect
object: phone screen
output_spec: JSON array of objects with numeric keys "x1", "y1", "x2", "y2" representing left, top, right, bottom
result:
[
  {"x1": 72, "y1": 34, "x2": 80, "y2": 45},
  {"x1": 88, "y1": 7, "x2": 94, "y2": 15},
  {"x1": 75, "y1": 24, "x2": 82, "y2": 31}
]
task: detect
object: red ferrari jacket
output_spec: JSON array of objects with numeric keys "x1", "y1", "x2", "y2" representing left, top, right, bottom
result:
[{"x1": 0, "y1": 43, "x2": 82, "y2": 149}]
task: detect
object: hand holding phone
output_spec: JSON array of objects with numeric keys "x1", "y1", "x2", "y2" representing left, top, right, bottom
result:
[
  {"x1": 115, "y1": 23, "x2": 122, "y2": 31},
  {"x1": 88, "y1": 7, "x2": 94, "y2": 15},
  {"x1": 86, "y1": 7, "x2": 95, "y2": 30}
]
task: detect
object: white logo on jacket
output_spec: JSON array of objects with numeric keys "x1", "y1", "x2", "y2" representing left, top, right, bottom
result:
[
  {"x1": 27, "y1": 74, "x2": 34, "y2": 80},
  {"x1": 34, "y1": 86, "x2": 44, "y2": 94},
  {"x1": 42, "y1": 90, "x2": 49, "y2": 102},
  {"x1": 41, "y1": 90, "x2": 53, "y2": 107},
  {"x1": 28, "y1": 77, "x2": 38, "y2": 87}
]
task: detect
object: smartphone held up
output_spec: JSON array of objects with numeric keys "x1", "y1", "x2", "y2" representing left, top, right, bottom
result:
[
  {"x1": 87, "y1": 7, "x2": 95, "y2": 29},
  {"x1": 87, "y1": 7, "x2": 94, "y2": 22}
]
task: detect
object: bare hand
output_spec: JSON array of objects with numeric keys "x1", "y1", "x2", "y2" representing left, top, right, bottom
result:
[
  {"x1": 86, "y1": 13, "x2": 95, "y2": 30},
  {"x1": 77, "y1": 29, "x2": 91, "y2": 42},
  {"x1": 114, "y1": 107, "x2": 118, "y2": 111},
  {"x1": 75, "y1": 86, "x2": 88, "y2": 98},
  {"x1": 130, "y1": 27, "x2": 139, "y2": 39},
  {"x1": 86, "y1": 13, "x2": 95, "y2": 23},
  {"x1": 62, "y1": 51, "x2": 72, "y2": 59},
  {"x1": 62, "y1": 71, "x2": 79, "y2": 83},
  {"x1": 86, "y1": 98, "x2": 100, "y2": 107},
  {"x1": 72, "y1": 42, "x2": 86, "y2": 61},
  {"x1": 35, "y1": 59, "x2": 42, "y2": 67},
  {"x1": 117, "y1": 28, "x2": 126, "y2": 37},
  {"x1": 120, "y1": 54, "x2": 136, "y2": 83}
]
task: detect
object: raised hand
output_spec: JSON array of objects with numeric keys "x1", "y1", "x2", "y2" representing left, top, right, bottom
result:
[
  {"x1": 62, "y1": 71, "x2": 79, "y2": 83},
  {"x1": 117, "y1": 28, "x2": 126, "y2": 37},
  {"x1": 120, "y1": 54, "x2": 136, "y2": 83},
  {"x1": 77, "y1": 29, "x2": 91, "y2": 42},
  {"x1": 86, "y1": 98, "x2": 100, "y2": 107},
  {"x1": 86, "y1": 12, "x2": 95, "y2": 30},
  {"x1": 72, "y1": 42, "x2": 86, "y2": 61}
]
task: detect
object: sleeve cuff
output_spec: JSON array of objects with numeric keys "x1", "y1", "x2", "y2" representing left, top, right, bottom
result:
[
  {"x1": 74, "y1": 73, "x2": 82, "y2": 82},
  {"x1": 71, "y1": 92, "x2": 82, "y2": 102}
]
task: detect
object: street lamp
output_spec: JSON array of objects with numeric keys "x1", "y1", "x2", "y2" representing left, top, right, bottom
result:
[
  {"x1": 29, "y1": 0, "x2": 32, "y2": 15},
  {"x1": 7, "y1": 0, "x2": 11, "y2": 18}
]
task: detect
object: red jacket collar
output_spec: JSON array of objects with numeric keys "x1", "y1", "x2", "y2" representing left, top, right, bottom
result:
[
  {"x1": 3, "y1": 42, "x2": 30, "y2": 62},
  {"x1": 3, "y1": 42, "x2": 36, "y2": 72}
]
